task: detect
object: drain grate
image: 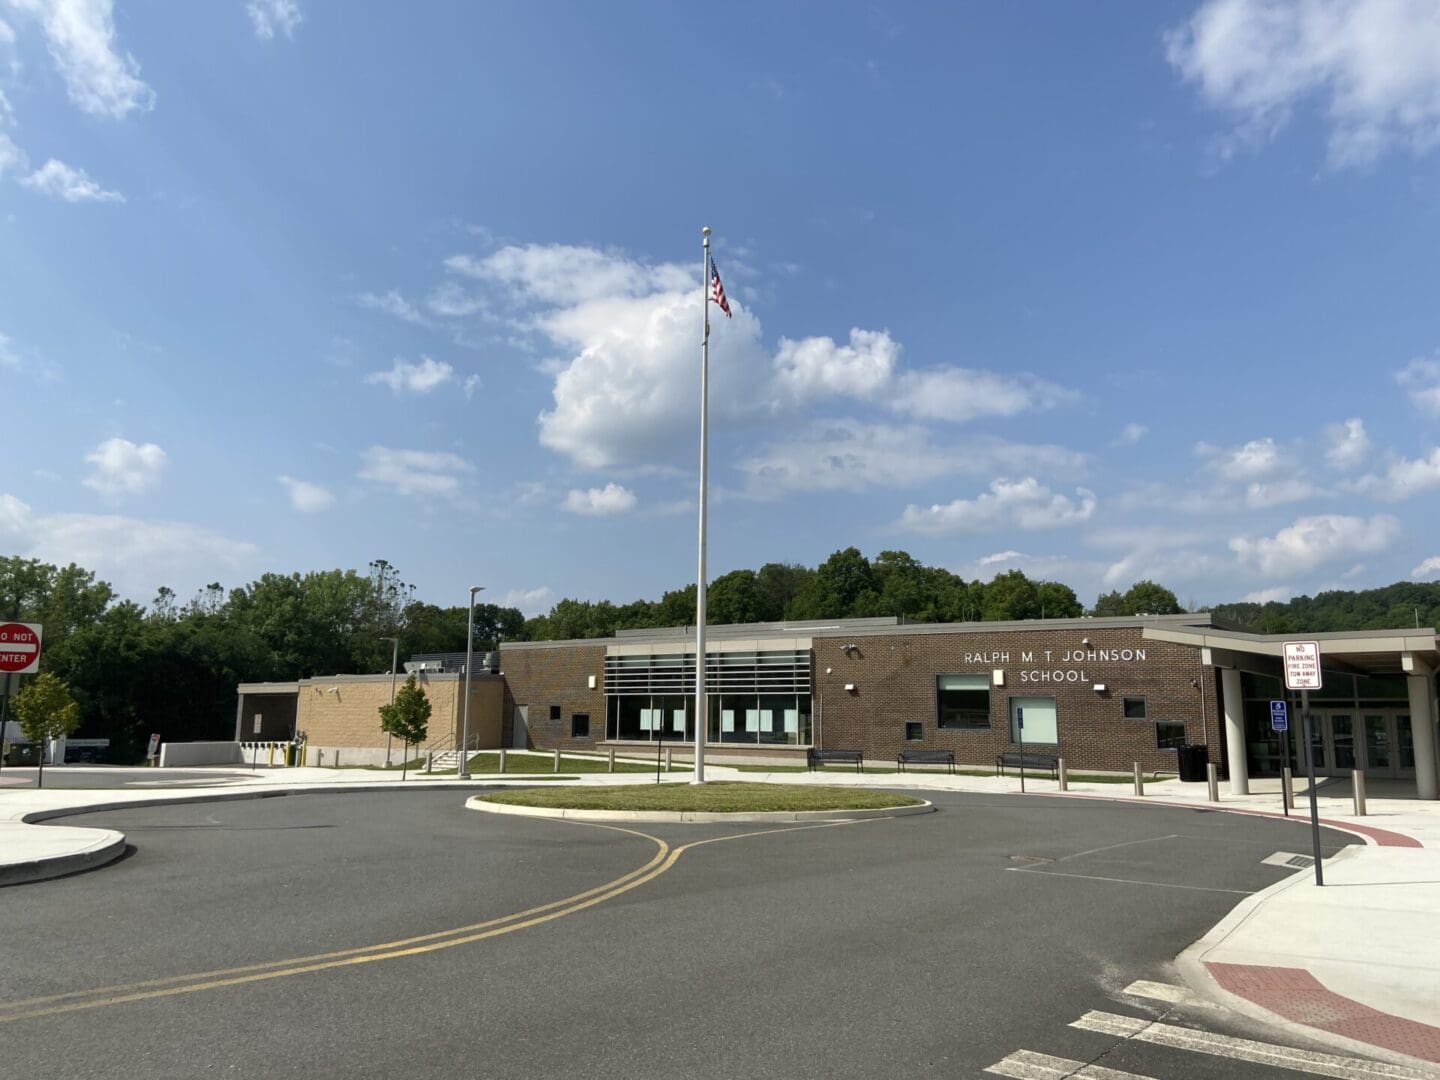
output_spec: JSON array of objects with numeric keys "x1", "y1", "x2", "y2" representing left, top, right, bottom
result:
[{"x1": 1261, "y1": 851, "x2": 1315, "y2": 869}]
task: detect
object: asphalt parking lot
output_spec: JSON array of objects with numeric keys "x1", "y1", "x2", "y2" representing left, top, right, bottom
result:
[{"x1": 0, "y1": 788, "x2": 1368, "y2": 1080}]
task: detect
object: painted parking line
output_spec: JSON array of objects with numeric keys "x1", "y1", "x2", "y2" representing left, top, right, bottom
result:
[
  {"x1": 1071, "y1": 1010, "x2": 1432, "y2": 1080},
  {"x1": 985, "y1": 1049, "x2": 1157, "y2": 1079},
  {"x1": 1005, "y1": 866, "x2": 1252, "y2": 895},
  {"x1": 1122, "y1": 980, "x2": 1224, "y2": 1013}
]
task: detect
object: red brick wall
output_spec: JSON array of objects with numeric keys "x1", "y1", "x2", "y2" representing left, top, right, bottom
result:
[{"x1": 813, "y1": 626, "x2": 1214, "y2": 773}]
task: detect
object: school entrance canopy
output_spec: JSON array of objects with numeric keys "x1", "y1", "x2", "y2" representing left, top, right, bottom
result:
[{"x1": 1143, "y1": 625, "x2": 1440, "y2": 800}]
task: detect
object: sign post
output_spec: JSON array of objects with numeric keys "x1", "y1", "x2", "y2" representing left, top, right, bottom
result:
[
  {"x1": 146, "y1": 732, "x2": 161, "y2": 767},
  {"x1": 1283, "y1": 641, "x2": 1324, "y2": 886},
  {"x1": 1016, "y1": 707, "x2": 1025, "y2": 794},
  {"x1": 1270, "y1": 700, "x2": 1290, "y2": 817}
]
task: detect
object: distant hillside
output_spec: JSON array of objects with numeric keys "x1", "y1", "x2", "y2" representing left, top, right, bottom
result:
[{"x1": 1209, "y1": 581, "x2": 1440, "y2": 634}]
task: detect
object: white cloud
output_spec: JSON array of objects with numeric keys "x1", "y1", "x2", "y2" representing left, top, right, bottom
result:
[
  {"x1": 277, "y1": 475, "x2": 333, "y2": 512},
  {"x1": 772, "y1": 328, "x2": 899, "y2": 402},
  {"x1": 0, "y1": 330, "x2": 17, "y2": 368},
  {"x1": 890, "y1": 366, "x2": 1077, "y2": 423},
  {"x1": 738, "y1": 420, "x2": 1087, "y2": 496},
  {"x1": 562, "y1": 482, "x2": 637, "y2": 516},
  {"x1": 1346, "y1": 447, "x2": 1440, "y2": 501},
  {"x1": 426, "y1": 280, "x2": 488, "y2": 318},
  {"x1": 1324, "y1": 417, "x2": 1371, "y2": 470},
  {"x1": 20, "y1": 158, "x2": 122, "y2": 202},
  {"x1": 365, "y1": 356, "x2": 454, "y2": 394},
  {"x1": 1199, "y1": 435, "x2": 1286, "y2": 481},
  {"x1": 1242, "y1": 586, "x2": 1293, "y2": 604},
  {"x1": 439, "y1": 242, "x2": 1078, "y2": 470},
  {"x1": 246, "y1": 0, "x2": 301, "y2": 40},
  {"x1": 0, "y1": 131, "x2": 25, "y2": 178},
  {"x1": 6, "y1": 0, "x2": 154, "y2": 118},
  {"x1": 82, "y1": 436, "x2": 164, "y2": 498},
  {"x1": 1397, "y1": 354, "x2": 1440, "y2": 415},
  {"x1": 1167, "y1": 0, "x2": 1440, "y2": 166},
  {"x1": 957, "y1": 549, "x2": 1086, "y2": 584},
  {"x1": 1117, "y1": 422, "x2": 1148, "y2": 444},
  {"x1": 1229, "y1": 513, "x2": 1401, "y2": 575},
  {"x1": 897, "y1": 478, "x2": 1098, "y2": 535},
  {"x1": 501, "y1": 585, "x2": 554, "y2": 616},
  {"x1": 359, "y1": 289, "x2": 429, "y2": 326},
  {"x1": 462, "y1": 374, "x2": 481, "y2": 400},
  {"x1": 1244, "y1": 477, "x2": 1324, "y2": 508},
  {"x1": 358, "y1": 446, "x2": 473, "y2": 497},
  {"x1": 1412, "y1": 555, "x2": 1440, "y2": 579},
  {"x1": 0, "y1": 492, "x2": 255, "y2": 600}
]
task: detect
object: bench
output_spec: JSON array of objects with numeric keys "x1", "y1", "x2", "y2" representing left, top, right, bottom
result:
[
  {"x1": 807, "y1": 747, "x2": 863, "y2": 772},
  {"x1": 995, "y1": 751, "x2": 1059, "y2": 780},
  {"x1": 897, "y1": 749, "x2": 955, "y2": 774}
]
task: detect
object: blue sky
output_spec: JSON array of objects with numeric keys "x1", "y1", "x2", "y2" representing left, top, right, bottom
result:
[{"x1": 3, "y1": 0, "x2": 1440, "y2": 614}]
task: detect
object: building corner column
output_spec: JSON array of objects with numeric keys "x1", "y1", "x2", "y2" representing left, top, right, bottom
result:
[
  {"x1": 1407, "y1": 674, "x2": 1439, "y2": 801},
  {"x1": 1220, "y1": 666, "x2": 1248, "y2": 795}
]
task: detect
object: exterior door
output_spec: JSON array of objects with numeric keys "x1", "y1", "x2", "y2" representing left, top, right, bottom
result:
[
  {"x1": 1362, "y1": 713, "x2": 1395, "y2": 778},
  {"x1": 512, "y1": 704, "x2": 529, "y2": 749},
  {"x1": 1306, "y1": 711, "x2": 1355, "y2": 775}
]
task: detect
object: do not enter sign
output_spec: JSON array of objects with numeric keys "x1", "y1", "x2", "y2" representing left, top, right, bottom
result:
[{"x1": 0, "y1": 622, "x2": 43, "y2": 675}]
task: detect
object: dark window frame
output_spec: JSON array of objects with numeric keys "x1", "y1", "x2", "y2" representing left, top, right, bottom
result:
[
  {"x1": 549, "y1": 704, "x2": 562, "y2": 722},
  {"x1": 1123, "y1": 696, "x2": 1147, "y2": 720},
  {"x1": 571, "y1": 713, "x2": 590, "y2": 738},
  {"x1": 1154, "y1": 720, "x2": 1186, "y2": 750},
  {"x1": 936, "y1": 673, "x2": 991, "y2": 730},
  {"x1": 904, "y1": 721, "x2": 923, "y2": 742}
]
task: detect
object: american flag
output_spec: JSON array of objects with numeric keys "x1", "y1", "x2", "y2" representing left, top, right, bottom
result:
[{"x1": 710, "y1": 258, "x2": 731, "y2": 317}]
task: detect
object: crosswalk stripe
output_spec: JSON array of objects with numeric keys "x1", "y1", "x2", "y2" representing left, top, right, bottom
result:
[
  {"x1": 1122, "y1": 980, "x2": 1223, "y2": 1012},
  {"x1": 985, "y1": 1048, "x2": 1158, "y2": 1079},
  {"x1": 1071, "y1": 1010, "x2": 1432, "y2": 1080}
]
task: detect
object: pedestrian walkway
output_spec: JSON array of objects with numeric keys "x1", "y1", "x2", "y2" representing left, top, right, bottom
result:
[{"x1": 984, "y1": 980, "x2": 1437, "y2": 1078}]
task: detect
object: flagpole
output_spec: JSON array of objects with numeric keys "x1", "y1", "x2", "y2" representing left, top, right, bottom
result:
[{"x1": 693, "y1": 226, "x2": 711, "y2": 784}]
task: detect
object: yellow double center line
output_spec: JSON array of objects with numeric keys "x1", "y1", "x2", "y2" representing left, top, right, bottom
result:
[{"x1": 0, "y1": 818, "x2": 865, "y2": 1023}]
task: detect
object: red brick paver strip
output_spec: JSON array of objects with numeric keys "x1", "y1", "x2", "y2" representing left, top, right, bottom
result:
[{"x1": 1207, "y1": 961, "x2": 1440, "y2": 1065}]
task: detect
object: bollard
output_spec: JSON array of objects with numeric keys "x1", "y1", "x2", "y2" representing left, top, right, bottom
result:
[
  {"x1": 554, "y1": 747, "x2": 562, "y2": 773},
  {"x1": 268, "y1": 744, "x2": 275, "y2": 767},
  {"x1": 1353, "y1": 768, "x2": 1367, "y2": 816},
  {"x1": 425, "y1": 750, "x2": 432, "y2": 773},
  {"x1": 1282, "y1": 767, "x2": 1295, "y2": 809},
  {"x1": 1133, "y1": 762, "x2": 1144, "y2": 796},
  {"x1": 1057, "y1": 758, "x2": 1068, "y2": 791},
  {"x1": 335, "y1": 750, "x2": 340, "y2": 768},
  {"x1": 666, "y1": 747, "x2": 673, "y2": 771},
  {"x1": 608, "y1": 747, "x2": 616, "y2": 773},
  {"x1": 1206, "y1": 762, "x2": 1219, "y2": 802},
  {"x1": 498, "y1": 748, "x2": 507, "y2": 774}
]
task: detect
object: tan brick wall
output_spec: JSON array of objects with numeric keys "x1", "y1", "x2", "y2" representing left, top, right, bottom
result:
[
  {"x1": 814, "y1": 626, "x2": 1215, "y2": 773},
  {"x1": 292, "y1": 674, "x2": 504, "y2": 749},
  {"x1": 499, "y1": 645, "x2": 607, "y2": 750}
]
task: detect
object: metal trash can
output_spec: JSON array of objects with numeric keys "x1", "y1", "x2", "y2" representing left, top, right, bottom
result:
[{"x1": 1177, "y1": 744, "x2": 1208, "y2": 782}]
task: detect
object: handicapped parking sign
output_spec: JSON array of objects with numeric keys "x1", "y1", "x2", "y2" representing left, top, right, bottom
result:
[{"x1": 1269, "y1": 700, "x2": 1288, "y2": 732}]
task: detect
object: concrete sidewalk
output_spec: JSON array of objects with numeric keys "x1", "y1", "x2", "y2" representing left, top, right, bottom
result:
[{"x1": 4, "y1": 760, "x2": 1439, "y2": 1066}]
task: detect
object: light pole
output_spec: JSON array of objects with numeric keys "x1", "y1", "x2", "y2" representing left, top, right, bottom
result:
[
  {"x1": 459, "y1": 585, "x2": 484, "y2": 780},
  {"x1": 380, "y1": 636, "x2": 399, "y2": 766}
]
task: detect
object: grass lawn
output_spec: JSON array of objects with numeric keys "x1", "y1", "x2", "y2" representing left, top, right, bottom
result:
[
  {"x1": 478, "y1": 781, "x2": 925, "y2": 813},
  {"x1": 339, "y1": 752, "x2": 685, "y2": 775}
]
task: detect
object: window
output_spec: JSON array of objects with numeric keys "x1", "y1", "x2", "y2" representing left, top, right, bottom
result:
[
  {"x1": 1155, "y1": 721, "x2": 1186, "y2": 750},
  {"x1": 549, "y1": 705, "x2": 561, "y2": 722},
  {"x1": 1123, "y1": 697, "x2": 1146, "y2": 719},
  {"x1": 905, "y1": 721, "x2": 923, "y2": 742},
  {"x1": 571, "y1": 713, "x2": 590, "y2": 738},
  {"x1": 937, "y1": 674, "x2": 990, "y2": 729},
  {"x1": 1009, "y1": 696, "x2": 1058, "y2": 745}
]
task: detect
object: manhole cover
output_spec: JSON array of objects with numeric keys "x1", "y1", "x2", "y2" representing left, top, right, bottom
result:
[{"x1": 1010, "y1": 854, "x2": 1055, "y2": 866}]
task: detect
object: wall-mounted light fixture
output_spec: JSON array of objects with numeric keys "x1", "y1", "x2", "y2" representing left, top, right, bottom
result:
[
  {"x1": 992, "y1": 669, "x2": 1005, "y2": 687},
  {"x1": 1093, "y1": 683, "x2": 1107, "y2": 693},
  {"x1": 1081, "y1": 637, "x2": 1091, "y2": 646},
  {"x1": 844, "y1": 683, "x2": 857, "y2": 693},
  {"x1": 587, "y1": 675, "x2": 597, "y2": 689}
]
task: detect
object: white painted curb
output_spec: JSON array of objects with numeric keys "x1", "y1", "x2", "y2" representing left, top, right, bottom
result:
[
  {"x1": 465, "y1": 795, "x2": 934, "y2": 823},
  {"x1": 0, "y1": 826, "x2": 127, "y2": 887}
]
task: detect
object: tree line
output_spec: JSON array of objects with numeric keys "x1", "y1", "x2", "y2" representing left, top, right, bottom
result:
[{"x1": 3, "y1": 546, "x2": 1435, "y2": 761}]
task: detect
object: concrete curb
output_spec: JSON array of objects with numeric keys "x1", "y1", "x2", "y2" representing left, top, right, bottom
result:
[
  {"x1": 1174, "y1": 846, "x2": 1439, "y2": 1070},
  {"x1": 464, "y1": 795, "x2": 934, "y2": 823},
  {"x1": 0, "y1": 826, "x2": 127, "y2": 887}
]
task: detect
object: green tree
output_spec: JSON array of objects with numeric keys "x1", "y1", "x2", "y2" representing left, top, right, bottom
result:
[
  {"x1": 12, "y1": 672, "x2": 80, "y2": 783},
  {"x1": 786, "y1": 547, "x2": 876, "y2": 619},
  {"x1": 1093, "y1": 580, "x2": 1183, "y2": 617},
  {"x1": 378, "y1": 674, "x2": 431, "y2": 779},
  {"x1": 755, "y1": 562, "x2": 812, "y2": 621},
  {"x1": 707, "y1": 570, "x2": 763, "y2": 625}
]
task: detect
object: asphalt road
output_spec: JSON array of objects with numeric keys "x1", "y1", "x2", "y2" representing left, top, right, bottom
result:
[
  {"x1": 0, "y1": 766, "x2": 279, "y2": 789},
  {"x1": 0, "y1": 788, "x2": 1370, "y2": 1080}
]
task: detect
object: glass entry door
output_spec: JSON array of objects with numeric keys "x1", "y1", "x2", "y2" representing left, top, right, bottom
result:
[
  {"x1": 1314, "y1": 711, "x2": 1415, "y2": 778},
  {"x1": 1306, "y1": 711, "x2": 1354, "y2": 775}
]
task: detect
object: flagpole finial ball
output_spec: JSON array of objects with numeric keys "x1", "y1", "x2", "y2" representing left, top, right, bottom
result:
[{"x1": 702, "y1": 226, "x2": 711, "y2": 237}]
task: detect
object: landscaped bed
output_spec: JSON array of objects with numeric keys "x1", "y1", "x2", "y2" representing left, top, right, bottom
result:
[{"x1": 476, "y1": 781, "x2": 925, "y2": 814}]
